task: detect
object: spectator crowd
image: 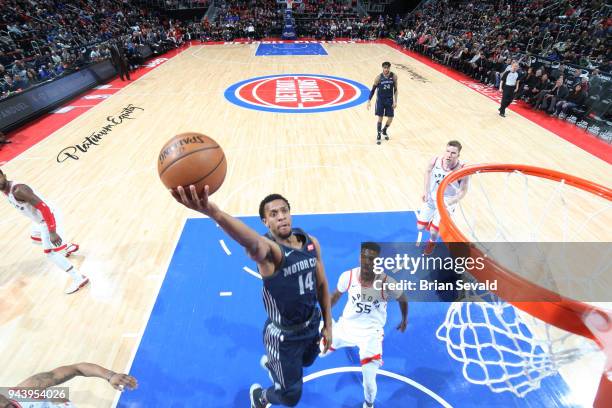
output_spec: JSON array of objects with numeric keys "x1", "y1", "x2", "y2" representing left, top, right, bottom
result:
[
  {"x1": 1, "y1": 0, "x2": 610, "y2": 134},
  {"x1": 1, "y1": 0, "x2": 189, "y2": 100},
  {"x1": 395, "y1": 0, "x2": 611, "y2": 128}
]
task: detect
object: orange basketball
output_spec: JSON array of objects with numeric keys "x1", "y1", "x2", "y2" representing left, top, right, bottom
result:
[{"x1": 158, "y1": 132, "x2": 227, "y2": 195}]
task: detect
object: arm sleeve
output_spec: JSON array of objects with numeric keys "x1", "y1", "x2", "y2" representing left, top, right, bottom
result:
[
  {"x1": 34, "y1": 201, "x2": 57, "y2": 232},
  {"x1": 368, "y1": 85, "x2": 377, "y2": 100}
]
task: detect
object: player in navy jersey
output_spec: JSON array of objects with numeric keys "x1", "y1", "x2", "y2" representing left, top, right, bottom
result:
[
  {"x1": 367, "y1": 61, "x2": 398, "y2": 145},
  {"x1": 171, "y1": 186, "x2": 332, "y2": 408}
]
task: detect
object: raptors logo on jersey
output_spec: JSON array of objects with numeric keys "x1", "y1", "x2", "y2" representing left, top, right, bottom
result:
[
  {"x1": 337, "y1": 267, "x2": 402, "y2": 330},
  {"x1": 428, "y1": 156, "x2": 464, "y2": 201}
]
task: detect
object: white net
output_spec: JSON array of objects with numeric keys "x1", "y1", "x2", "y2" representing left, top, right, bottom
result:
[
  {"x1": 435, "y1": 167, "x2": 612, "y2": 400},
  {"x1": 436, "y1": 289, "x2": 598, "y2": 397}
]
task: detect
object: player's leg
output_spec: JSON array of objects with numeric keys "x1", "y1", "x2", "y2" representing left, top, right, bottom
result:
[
  {"x1": 252, "y1": 324, "x2": 304, "y2": 407},
  {"x1": 359, "y1": 328, "x2": 384, "y2": 408},
  {"x1": 319, "y1": 318, "x2": 354, "y2": 357},
  {"x1": 375, "y1": 100, "x2": 384, "y2": 144},
  {"x1": 416, "y1": 200, "x2": 435, "y2": 246},
  {"x1": 39, "y1": 224, "x2": 88, "y2": 294},
  {"x1": 30, "y1": 223, "x2": 42, "y2": 246},
  {"x1": 382, "y1": 103, "x2": 394, "y2": 140},
  {"x1": 425, "y1": 202, "x2": 458, "y2": 255}
]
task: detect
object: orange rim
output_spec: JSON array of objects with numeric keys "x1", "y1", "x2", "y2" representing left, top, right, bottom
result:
[{"x1": 437, "y1": 163, "x2": 612, "y2": 342}]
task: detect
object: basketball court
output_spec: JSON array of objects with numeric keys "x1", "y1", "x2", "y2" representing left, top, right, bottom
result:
[{"x1": 0, "y1": 40, "x2": 610, "y2": 407}]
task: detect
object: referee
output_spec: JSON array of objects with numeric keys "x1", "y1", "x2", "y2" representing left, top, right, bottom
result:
[{"x1": 498, "y1": 61, "x2": 520, "y2": 117}]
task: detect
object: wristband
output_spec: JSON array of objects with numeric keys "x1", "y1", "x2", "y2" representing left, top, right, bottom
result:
[{"x1": 107, "y1": 372, "x2": 116, "y2": 382}]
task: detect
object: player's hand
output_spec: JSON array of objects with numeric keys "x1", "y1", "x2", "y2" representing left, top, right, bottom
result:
[
  {"x1": 320, "y1": 325, "x2": 332, "y2": 354},
  {"x1": 366, "y1": 100, "x2": 371, "y2": 110},
  {"x1": 171, "y1": 185, "x2": 218, "y2": 217},
  {"x1": 109, "y1": 373, "x2": 138, "y2": 391},
  {"x1": 396, "y1": 319, "x2": 407, "y2": 333},
  {"x1": 422, "y1": 193, "x2": 429, "y2": 202},
  {"x1": 583, "y1": 309, "x2": 612, "y2": 377},
  {"x1": 392, "y1": 102, "x2": 397, "y2": 109},
  {"x1": 49, "y1": 232, "x2": 62, "y2": 247}
]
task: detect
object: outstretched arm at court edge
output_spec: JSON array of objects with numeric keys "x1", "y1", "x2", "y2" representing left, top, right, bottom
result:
[
  {"x1": 584, "y1": 309, "x2": 612, "y2": 377},
  {"x1": 312, "y1": 236, "x2": 333, "y2": 353},
  {"x1": 171, "y1": 185, "x2": 282, "y2": 269},
  {"x1": 17, "y1": 363, "x2": 137, "y2": 391}
]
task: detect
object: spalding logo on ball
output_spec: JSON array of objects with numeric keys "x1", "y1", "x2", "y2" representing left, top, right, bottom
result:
[{"x1": 157, "y1": 132, "x2": 227, "y2": 195}]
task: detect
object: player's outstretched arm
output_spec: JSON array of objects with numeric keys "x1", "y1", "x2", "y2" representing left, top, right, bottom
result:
[
  {"x1": 16, "y1": 363, "x2": 137, "y2": 392},
  {"x1": 311, "y1": 236, "x2": 333, "y2": 352},
  {"x1": 171, "y1": 185, "x2": 281, "y2": 267}
]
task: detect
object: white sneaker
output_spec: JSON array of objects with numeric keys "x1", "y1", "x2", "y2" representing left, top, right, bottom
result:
[
  {"x1": 260, "y1": 355, "x2": 273, "y2": 383},
  {"x1": 65, "y1": 275, "x2": 89, "y2": 294}
]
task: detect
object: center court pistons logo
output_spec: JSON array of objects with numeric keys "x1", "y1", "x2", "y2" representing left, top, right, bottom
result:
[{"x1": 224, "y1": 74, "x2": 369, "y2": 113}]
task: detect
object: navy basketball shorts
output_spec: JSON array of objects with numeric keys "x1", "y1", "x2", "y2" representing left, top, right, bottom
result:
[
  {"x1": 262, "y1": 312, "x2": 321, "y2": 391},
  {"x1": 375, "y1": 99, "x2": 394, "y2": 117}
]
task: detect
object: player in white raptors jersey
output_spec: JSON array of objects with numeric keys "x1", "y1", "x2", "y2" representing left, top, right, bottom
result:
[
  {"x1": 320, "y1": 242, "x2": 408, "y2": 408},
  {"x1": 416, "y1": 140, "x2": 469, "y2": 255},
  {"x1": 0, "y1": 169, "x2": 88, "y2": 294},
  {"x1": 0, "y1": 362, "x2": 137, "y2": 408}
]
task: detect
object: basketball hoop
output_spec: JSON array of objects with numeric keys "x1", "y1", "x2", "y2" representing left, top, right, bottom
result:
[{"x1": 434, "y1": 164, "x2": 612, "y2": 406}]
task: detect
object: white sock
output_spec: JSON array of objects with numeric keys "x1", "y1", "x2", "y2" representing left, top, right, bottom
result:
[
  {"x1": 416, "y1": 230, "x2": 423, "y2": 246},
  {"x1": 46, "y1": 252, "x2": 80, "y2": 279},
  {"x1": 362, "y1": 361, "x2": 380, "y2": 405}
]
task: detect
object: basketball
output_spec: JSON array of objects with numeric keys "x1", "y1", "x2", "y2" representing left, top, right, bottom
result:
[{"x1": 157, "y1": 132, "x2": 227, "y2": 195}]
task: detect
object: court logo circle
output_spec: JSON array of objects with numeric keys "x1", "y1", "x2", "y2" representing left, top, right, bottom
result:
[{"x1": 224, "y1": 74, "x2": 369, "y2": 113}]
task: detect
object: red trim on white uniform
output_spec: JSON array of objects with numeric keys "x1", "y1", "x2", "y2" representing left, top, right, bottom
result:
[
  {"x1": 361, "y1": 354, "x2": 383, "y2": 365},
  {"x1": 44, "y1": 244, "x2": 67, "y2": 253},
  {"x1": 347, "y1": 269, "x2": 353, "y2": 289}
]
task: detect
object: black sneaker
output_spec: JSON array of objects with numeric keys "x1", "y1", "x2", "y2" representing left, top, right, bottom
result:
[
  {"x1": 499, "y1": 112, "x2": 505, "y2": 117},
  {"x1": 250, "y1": 384, "x2": 267, "y2": 408},
  {"x1": 376, "y1": 133, "x2": 381, "y2": 145},
  {"x1": 383, "y1": 132, "x2": 389, "y2": 140}
]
